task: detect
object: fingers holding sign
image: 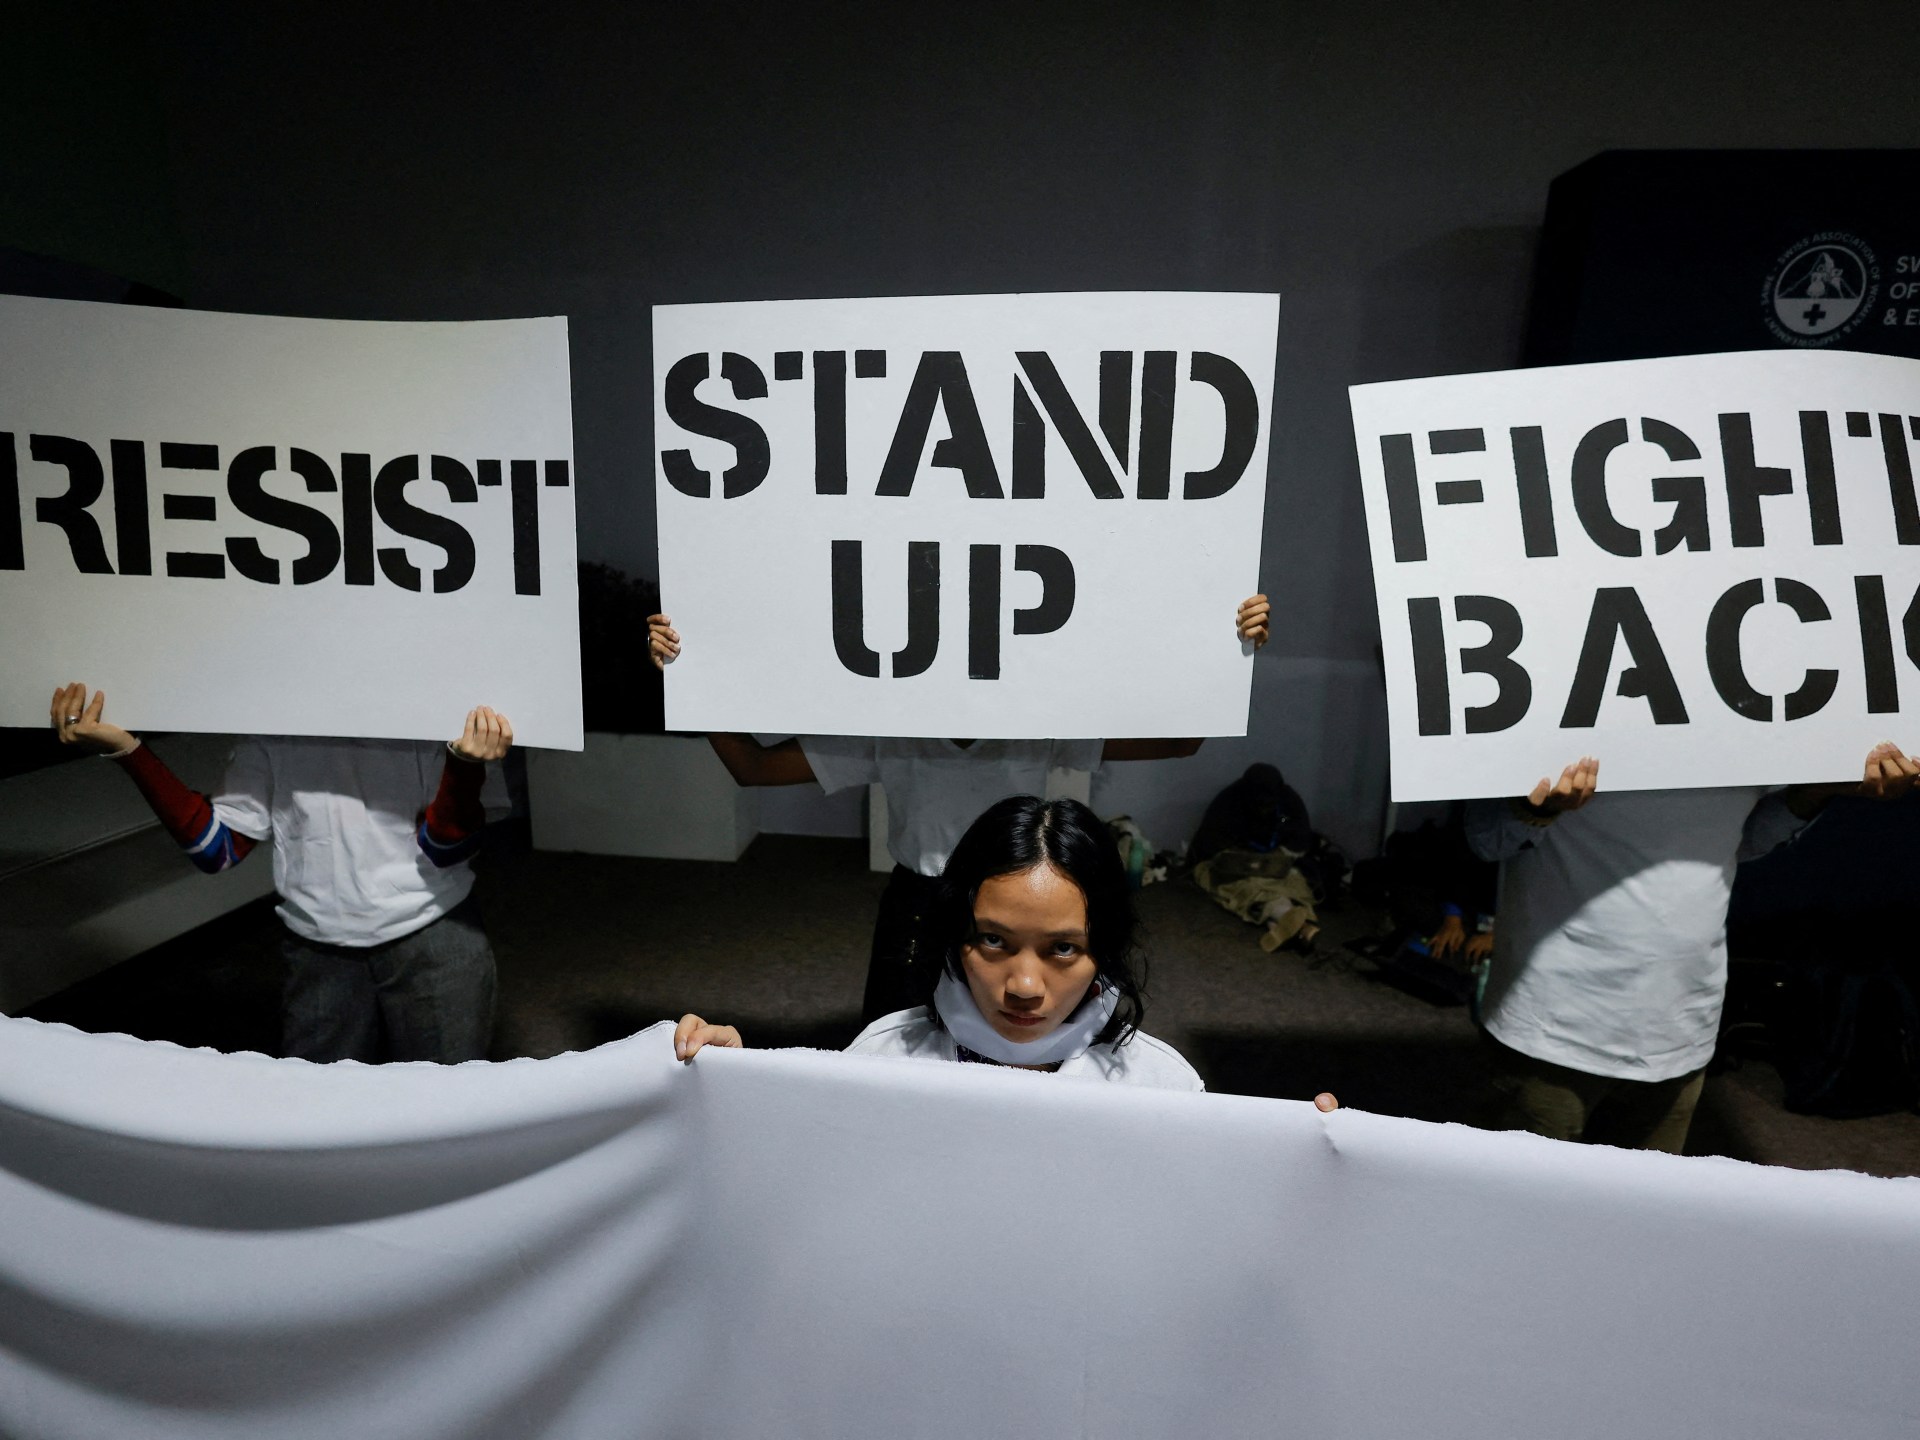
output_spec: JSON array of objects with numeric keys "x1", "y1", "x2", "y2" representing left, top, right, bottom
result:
[
  {"x1": 1861, "y1": 742, "x2": 1919, "y2": 801},
  {"x1": 49, "y1": 682, "x2": 138, "y2": 757},
  {"x1": 675, "y1": 1014, "x2": 743, "y2": 1061},
  {"x1": 1525, "y1": 756, "x2": 1599, "y2": 816},
  {"x1": 451, "y1": 706, "x2": 513, "y2": 763},
  {"x1": 649, "y1": 613, "x2": 680, "y2": 671},
  {"x1": 1237, "y1": 594, "x2": 1271, "y2": 649}
]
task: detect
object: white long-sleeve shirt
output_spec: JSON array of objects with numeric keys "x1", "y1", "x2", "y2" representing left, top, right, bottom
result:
[{"x1": 1465, "y1": 788, "x2": 1803, "y2": 1082}]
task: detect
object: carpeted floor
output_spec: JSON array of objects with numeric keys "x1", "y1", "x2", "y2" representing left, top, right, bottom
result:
[{"x1": 24, "y1": 832, "x2": 1920, "y2": 1178}]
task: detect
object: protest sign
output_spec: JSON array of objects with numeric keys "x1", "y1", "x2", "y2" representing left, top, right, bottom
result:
[
  {"x1": 652, "y1": 292, "x2": 1278, "y2": 737},
  {"x1": 0, "y1": 295, "x2": 581, "y2": 748},
  {"x1": 1351, "y1": 350, "x2": 1920, "y2": 800}
]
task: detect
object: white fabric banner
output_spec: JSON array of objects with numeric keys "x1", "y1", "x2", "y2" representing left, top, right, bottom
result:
[
  {"x1": 1350, "y1": 350, "x2": 1920, "y2": 800},
  {"x1": 3, "y1": 1014, "x2": 1917, "y2": 1439},
  {"x1": 652, "y1": 292, "x2": 1278, "y2": 738},
  {"x1": 0, "y1": 295, "x2": 583, "y2": 749}
]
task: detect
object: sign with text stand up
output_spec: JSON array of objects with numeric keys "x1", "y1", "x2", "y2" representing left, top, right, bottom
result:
[
  {"x1": 0, "y1": 294, "x2": 582, "y2": 749},
  {"x1": 1351, "y1": 350, "x2": 1920, "y2": 802},
  {"x1": 653, "y1": 292, "x2": 1279, "y2": 739}
]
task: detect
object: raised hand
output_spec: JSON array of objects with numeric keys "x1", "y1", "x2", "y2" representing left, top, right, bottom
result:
[
  {"x1": 49, "y1": 682, "x2": 137, "y2": 757},
  {"x1": 648, "y1": 613, "x2": 680, "y2": 671},
  {"x1": 1525, "y1": 756, "x2": 1599, "y2": 815},
  {"x1": 1860, "y1": 742, "x2": 1918, "y2": 801},
  {"x1": 1236, "y1": 594, "x2": 1271, "y2": 649},
  {"x1": 674, "y1": 1013, "x2": 743, "y2": 1060},
  {"x1": 451, "y1": 706, "x2": 513, "y2": 762}
]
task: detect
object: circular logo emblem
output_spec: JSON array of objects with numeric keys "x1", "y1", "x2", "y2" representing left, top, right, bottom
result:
[{"x1": 1763, "y1": 232, "x2": 1880, "y2": 345}]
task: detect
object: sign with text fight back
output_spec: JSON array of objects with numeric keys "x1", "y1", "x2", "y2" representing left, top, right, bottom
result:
[
  {"x1": 653, "y1": 292, "x2": 1278, "y2": 737},
  {"x1": 1352, "y1": 350, "x2": 1920, "y2": 801},
  {"x1": 0, "y1": 294, "x2": 582, "y2": 748}
]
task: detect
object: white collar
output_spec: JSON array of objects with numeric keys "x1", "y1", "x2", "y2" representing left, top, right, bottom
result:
[{"x1": 931, "y1": 968, "x2": 1118, "y2": 1068}]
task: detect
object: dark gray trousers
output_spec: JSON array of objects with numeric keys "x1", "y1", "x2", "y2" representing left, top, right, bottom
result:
[{"x1": 279, "y1": 895, "x2": 496, "y2": 1064}]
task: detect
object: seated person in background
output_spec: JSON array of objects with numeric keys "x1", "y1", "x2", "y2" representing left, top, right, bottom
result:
[
  {"x1": 649, "y1": 595, "x2": 1272, "y2": 1024},
  {"x1": 1466, "y1": 744, "x2": 1916, "y2": 1153},
  {"x1": 50, "y1": 681, "x2": 512, "y2": 1065},
  {"x1": 677, "y1": 793, "x2": 1340, "y2": 1108}
]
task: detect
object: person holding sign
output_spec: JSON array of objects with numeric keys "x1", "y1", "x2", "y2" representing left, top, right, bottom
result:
[
  {"x1": 650, "y1": 595, "x2": 1271, "y2": 1023},
  {"x1": 1465, "y1": 745, "x2": 1917, "y2": 1152},
  {"x1": 50, "y1": 683, "x2": 513, "y2": 1065},
  {"x1": 675, "y1": 793, "x2": 1339, "y2": 1107}
]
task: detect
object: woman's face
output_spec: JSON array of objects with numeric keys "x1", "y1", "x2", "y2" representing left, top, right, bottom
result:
[{"x1": 960, "y1": 862, "x2": 1099, "y2": 1047}]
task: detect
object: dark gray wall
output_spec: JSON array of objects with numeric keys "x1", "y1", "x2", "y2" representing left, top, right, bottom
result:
[{"x1": 8, "y1": 0, "x2": 1920, "y2": 847}]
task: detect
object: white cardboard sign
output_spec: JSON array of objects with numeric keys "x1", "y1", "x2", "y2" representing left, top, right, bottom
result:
[
  {"x1": 653, "y1": 292, "x2": 1278, "y2": 737},
  {"x1": 0, "y1": 295, "x2": 582, "y2": 749},
  {"x1": 1351, "y1": 350, "x2": 1920, "y2": 801}
]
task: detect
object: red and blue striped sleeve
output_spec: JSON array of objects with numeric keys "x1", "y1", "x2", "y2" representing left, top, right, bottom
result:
[{"x1": 114, "y1": 744, "x2": 258, "y2": 874}]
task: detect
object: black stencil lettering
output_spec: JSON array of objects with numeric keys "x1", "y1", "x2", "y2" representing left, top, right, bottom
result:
[
  {"x1": 1434, "y1": 481, "x2": 1484, "y2": 506},
  {"x1": 159, "y1": 442, "x2": 218, "y2": 472},
  {"x1": 544, "y1": 461, "x2": 569, "y2": 487},
  {"x1": 1509, "y1": 426, "x2": 1558, "y2": 558},
  {"x1": 855, "y1": 350, "x2": 886, "y2": 378},
  {"x1": 1570, "y1": 418, "x2": 1641, "y2": 557},
  {"x1": 1562, "y1": 587, "x2": 1689, "y2": 727},
  {"x1": 659, "y1": 352, "x2": 771, "y2": 499},
  {"x1": 1011, "y1": 353, "x2": 1124, "y2": 499},
  {"x1": 0, "y1": 433, "x2": 20, "y2": 570},
  {"x1": 476, "y1": 460, "x2": 502, "y2": 487},
  {"x1": 1011, "y1": 544, "x2": 1075, "y2": 636},
  {"x1": 1406, "y1": 597, "x2": 1450, "y2": 736},
  {"x1": 1906, "y1": 581, "x2": 1920, "y2": 675},
  {"x1": 1428, "y1": 429, "x2": 1485, "y2": 455},
  {"x1": 1381, "y1": 434, "x2": 1427, "y2": 563},
  {"x1": 1183, "y1": 352, "x2": 1258, "y2": 500},
  {"x1": 829, "y1": 540, "x2": 941, "y2": 678},
  {"x1": 1454, "y1": 594, "x2": 1530, "y2": 734},
  {"x1": 165, "y1": 552, "x2": 224, "y2": 579},
  {"x1": 1135, "y1": 351, "x2": 1176, "y2": 500},
  {"x1": 812, "y1": 351, "x2": 848, "y2": 495},
  {"x1": 374, "y1": 455, "x2": 478, "y2": 593},
  {"x1": 163, "y1": 494, "x2": 216, "y2": 521},
  {"x1": 895, "y1": 541, "x2": 940, "y2": 678},
  {"x1": 108, "y1": 439, "x2": 151, "y2": 575},
  {"x1": 510, "y1": 460, "x2": 542, "y2": 596},
  {"x1": 1773, "y1": 578, "x2": 1839, "y2": 721},
  {"x1": 225, "y1": 446, "x2": 342, "y2": 585},
  {"x1": 1855, "y1": 576, "x2": 1900, "y2": 714},
  {"x1": 1874, "y1": 413, "x2": 1920, "y2": 545},
  {"x1": 29, "y1": 435, "x2": 112, "y2": 574},
  {"x1": 829, "y1": 540, "x2": 881, "y2": 677},
  {"x1": 1798, "y1": 412, "x2": 1844, "y2": 546},
  {"x1": 1099, "y1": 352, "x2": 1132, "y2": 463},
  {"x1": 1011, "y1": 380, "x2": 1045, "y2": 500},
  {"x1": 969, "y1": 543, "x2": 1001, "y2": 680},
  {"x1": 774, "y1": 351, "x2": 802, "y2": 381},
  {"x1": 340, "y1": 453, "x2": 376, "y2": 586},
  {"x1": 877, "y1": 353, "x2": 1002, "y2": 499},
  {"x1": 1640, "y1": 418, "x2": 1709, "y2": 555},
  {"x1": 1719, "y1": 413, "x2": 1793, "y2": 549},
  {"x1": 1845, "y1": 412, "x2": 1872, "y2": 438},
  {"x1": 1705, "y1": 578, "x2": 1770, "y2": 720}
]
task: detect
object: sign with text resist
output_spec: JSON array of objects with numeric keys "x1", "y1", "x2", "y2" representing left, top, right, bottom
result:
[
  {"x1": 0, "y1": 294, "x2": 581, "y2": 748},
  {"x1": 653, "y1": 292, "x2": 1278, "y2": 737},
  {"x1": 1351, "y1": 350, "x2": 1920, "y2": 800}
]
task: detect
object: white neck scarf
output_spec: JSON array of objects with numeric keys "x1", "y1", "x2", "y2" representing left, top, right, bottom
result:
[{"x1": 932, "y1": 968, "x2": 1119, "y2": 1068}]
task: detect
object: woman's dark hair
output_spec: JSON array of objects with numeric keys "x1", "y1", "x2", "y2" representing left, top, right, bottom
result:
[{"x1": 928, "y1": 795, "x2": 1146, "y2": 1047}]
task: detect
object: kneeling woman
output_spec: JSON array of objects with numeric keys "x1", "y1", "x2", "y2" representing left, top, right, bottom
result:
[{"x1": 678, "y1": 795, "x2": 1335, "y2": 1105}]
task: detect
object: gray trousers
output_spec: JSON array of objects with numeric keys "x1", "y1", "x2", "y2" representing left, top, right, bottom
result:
[{"x1": 279, "y1": 895, "x2": 496, "y2": 1064}]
